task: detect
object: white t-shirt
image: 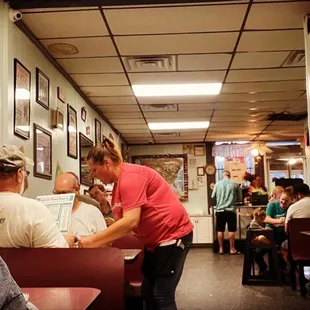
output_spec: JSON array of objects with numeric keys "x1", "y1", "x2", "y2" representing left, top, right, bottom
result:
[
  {"x1": 70, "y1": 202, "x2": 107, "y2": 237},
  {"x1": 0, "y1": 192, "x2": 68, "y2": 248},
  {"x1": 285, "y1": 197, "x2": 310, "y2": 224}
]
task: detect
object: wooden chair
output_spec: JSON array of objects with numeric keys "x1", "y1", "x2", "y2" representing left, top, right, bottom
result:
[
  {"x1": 0, "y1": 247, "x2": 125, "y2": 310},
  {"x1": 242, "y1": 229, "x2": 282, "y2": 285},
  {"x1": 288, "y1": 218, "x2": 310, "y2": 297}
]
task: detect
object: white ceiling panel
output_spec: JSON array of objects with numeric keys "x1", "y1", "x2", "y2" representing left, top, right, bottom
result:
[
  {"x1": 216, "y1": 100, "x2": 291, "y2": 110},
  {"x1": 227, "y1": 68, "x2": 306, "y2": 82},
  {"x1": 129, "y1": 71, "x2": 225, "y2": 84},
  {"x1": 238, "y1": 30, "x2": 304, "y2": 52},
  {"x1": 246, "y1": 2, "x2": 310, "y2": 30},
  {"x1": 115, "y1": 124, "x2": 149, "y2": 130},
  {"x1": 57, "y1": 58, "x2": 123, "y2": 73},
  {"x1": 119, "y1": 128, "x2": 151, "y2": 133},
  {"x1": 178, "y1": 103, "x2": 215, "y2": 111},
  {"x1": 222, "y1": 80, "x2": 306, "y2": 93},
  {"x1": 218, "y1": 91, "x2": 303, "y2": 102},
  {"x1": 41, "y1": 37, "x2": 117, "y2": 58},
  {"x1": 231, "y1": 51, "x2": 290, "y2": 69},
  {"x1": 105, "y1": 5, "x2": 246, "y2": 34},
  {"x1": 21, "y1": 7, "x2": 98, "y2": 13},
  {"x1": 214, "y1": 109, "x2": 269, "y2": 116},
  {"x1": 145, "y1": 111, "x2": 212, "y2": 118},
  {"x1": 115, "y1": 33, "x2": 239, "y2": 55},
  {"x1": 91, "y1": 96, "x2": 137, "y2": 106},
  {"x1": 110, "y1": 118, "x2": 145, "y2": 125},
  {"x1": 212, "y1": 116, "x2": 267, "y2": 122},
  {"x1": 71, "y1": 73, "x2": 128, "y2": 86},
  {"x1": 178, "y1": 54, "x2": 231, "y2": 71},
  {"x1": 23, "y1": 10, "x2": 108, "y2": 38},
  {"x1": 206, "y1": 134, "x2": 255, "y2": 141},
  {"x1": 138, "y1": 96, "x2": 218, "y2": 105},
  {"x1": 211, "y1": 119, "x2": 271, "y2": 126},
  {"x1": 123, "y1": 132, "x2": 153, "y2": 137},
  {"x1": 98, "y1": 105, "x2": 140, "y2": 112},
  {"x1": 81, "y1": 86, "x2": 133, "y2": 97},
  {"x1": 104, "y1": 112, "x2": 142, "y2": 119}
]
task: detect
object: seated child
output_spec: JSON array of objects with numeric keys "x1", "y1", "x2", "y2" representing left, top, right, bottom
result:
[{"x1": 249, "y1": 208, "x2": 270, "y2": 245}]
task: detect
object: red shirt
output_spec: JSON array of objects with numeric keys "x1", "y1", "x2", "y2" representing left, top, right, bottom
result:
[{"x1": 112, "y1": 163, "x2": 193, "y2": 248}]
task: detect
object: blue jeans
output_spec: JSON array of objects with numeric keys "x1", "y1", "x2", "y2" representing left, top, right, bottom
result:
[{"x1": 141, "y1": 231, "x2": 193, "y2": 310}]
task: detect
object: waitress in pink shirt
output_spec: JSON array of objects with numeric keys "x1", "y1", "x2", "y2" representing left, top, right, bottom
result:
[{"x1": 79, "y1": 138, "x2": 193, "y2": 310}]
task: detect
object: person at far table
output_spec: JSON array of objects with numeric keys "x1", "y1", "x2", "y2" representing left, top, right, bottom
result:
[
  {"x1": 212, "y1": 170, "x2": 242, "y2": 255},
  {"x1": 269, "y1": 186, "x2": 284, "y2": 202},
  {"x1": 78, "y1": 138, "x2": 193, "y2": 310},
  {"x1": 88, "y1": 184, "x2": 115, "y2": 227},
  {"x1": 249, "y1": 175, "x2": 267, "y2": 195},
  {"x1": 54, "y1": 172, "x2": 107, "y2": 238},
  {"x1": 0, "y1": 145, "x2": 72, "y2": 248}
]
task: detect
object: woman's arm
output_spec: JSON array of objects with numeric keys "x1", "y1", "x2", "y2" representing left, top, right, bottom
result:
[
  {"x1": 78, "y1": 207, "x2": 141, "y2": 248},
  {"x1": 264, "y1": 215, "x2": 285, "y2": 225}
]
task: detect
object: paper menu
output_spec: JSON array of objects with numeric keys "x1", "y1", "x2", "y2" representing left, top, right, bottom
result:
[{"x1": 36, "y1": 193, "x2": 74, "y2": 234}]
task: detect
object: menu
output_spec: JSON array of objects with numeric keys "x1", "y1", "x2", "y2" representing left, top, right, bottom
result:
[{"x1": 36, "y1": 193, "x2": 74, "y2": 234}]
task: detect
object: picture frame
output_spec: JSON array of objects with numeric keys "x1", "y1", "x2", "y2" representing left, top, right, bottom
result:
[
  {"x1": 33, "y1": 123, "x2": 52, "y2": 180},
  {"x1": 52, "y1": 108, "x2": 64, "y2": 130},
  {"x1": 14, "y1": 58, "x2": 31, "y2": 140},
  {"x1": 132, "y1": 154, "x2": 188, "y2": 201},
  {"x1": 197, "y1": 166, "x2": 205, "y2": 176},
  {"x1": 81, "y1": 107, "x2": 87, "y2": 122},
  {"x1": 95, "y1": 118, "x2": 101, "y2": 145},
  {"x1": 109, "y1": 133, "x2": 115, "y2": 141},
  {"x1": 67, "y1": 104, "x2": 78, "y2": 159},
  {"x1": 36, "y1": 68, "x2": 49, "y2": 110},
  {"x1": 79, "y1": 133, "x2": 94, "y2": 186},
  {"x1": 57, "y1": 86, "x2": 65, "y2": 103},
  {"x1": 194, "y1": 145, "x2": 205, "y2": 156}
]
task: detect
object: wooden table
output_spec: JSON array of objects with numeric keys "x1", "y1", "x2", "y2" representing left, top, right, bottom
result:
[
  {"x1": 22, "y1": 287, "x2": 101, "y2": 310},
  {"x1": 121, "y1": 249, "x2": 142, "y2": 264}
]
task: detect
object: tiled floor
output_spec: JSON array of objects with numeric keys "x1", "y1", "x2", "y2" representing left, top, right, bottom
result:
[{"x1": 176, "y1": 248, "x2": 310, "y2": 310}]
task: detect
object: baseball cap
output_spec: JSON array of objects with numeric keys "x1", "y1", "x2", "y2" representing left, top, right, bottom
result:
[{"x1": 0, "y1": 145, "x2": 34, "y2": 173}]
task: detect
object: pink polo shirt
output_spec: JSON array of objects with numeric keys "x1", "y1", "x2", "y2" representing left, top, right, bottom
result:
[{"x1": 112, "y1": 163, "x2": 193, "y2": 248}]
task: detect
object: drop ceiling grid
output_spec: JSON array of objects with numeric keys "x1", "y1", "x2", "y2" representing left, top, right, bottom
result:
[{"x1": 17, "y1": 1, "x2": 310, "y2": 144}]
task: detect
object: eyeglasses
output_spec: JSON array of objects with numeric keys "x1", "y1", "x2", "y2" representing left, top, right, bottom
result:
[{"x1": 52, "y1": 187, "x2": 76, "y2": 195}]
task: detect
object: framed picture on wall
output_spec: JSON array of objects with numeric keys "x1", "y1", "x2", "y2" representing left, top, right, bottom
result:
[
  {"x1": 81, "y1": 107, "x2": 87, "y2": 122},
  {"x1": 57, "y1": 86, "x2": 65, "y2": 103},
  {"x1": 79, "y1": 133, "x2": 94, "y2": 186},
  {"x1": 33, "y1": 124, "x2": 52, "y2": 180},
  {"x1": 194, "y1": 145, "x2": 205, "y2": 156},
  {"x1": 95, "y1": 118, "x2": 101, "y2": 145},
  {"x1": 197, "y1": 166, "x2": 205, "y2": 176},
  {"x1": 67, "y1": 104, "x2": 78, "y2": 159},
  {"x1": 14, "y1": 58, "x2": 31, "y2": 140},
  {"x1": 36, "y1": 68, "x2": 49, "y2": 110}
]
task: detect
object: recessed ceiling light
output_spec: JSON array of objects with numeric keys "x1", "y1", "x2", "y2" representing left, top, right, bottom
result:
[
  {"x1": 249, "y1": 108, "x2": 258, "y2": 111},
  {"x1": 148, "y1": 121, "x2": 210, "y2": 130},
  {"x1": 250, "y1": 100, "x2": 256, "y2": 103},
  {"x1": 132, "y1": 83, "x2": 222, "y2": 97},
  {"x1": 249, "y1": 92, "x2": 256, "y2": 94},
  {"x1": 249, "y1": 120, "x2": 257, "y2": 122}
]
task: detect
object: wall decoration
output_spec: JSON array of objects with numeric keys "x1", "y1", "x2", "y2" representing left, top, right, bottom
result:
[
  {"x1": 183, "y1": 144, "x2": 194, "y2": 155},
  {"x1": 188, "y1": 158, "x2": 197, "y2": 168},
  {"x1": 95, "y1": 118, "x2": 101, "y2": 145},
  {"x1": 57, "y1": 86, "x2": 65, "y2": 103},
  {"x1": 197, "y1": 166, "x2": 205, "y2": 176},
  {"x1": 224, "y1": 157, "x2": 246, "y2": 183},
  {"x1": 36, "y1": 68, "x2": 49, "y2": 109},
  {"x1": 132, "y1": 154, "x2": 188, "y2": 201},
  {"x1": 109, "y1": 133, "x2": 115, "y2": 141},
  {"x1": 79, "y1": 133, "x2": 94, "y2": 186},
  {"x1": 86, "y1": 126, "x2": 90, "y2": 135},
  {"x1": 67, "y1": 104, "x2": 77, "y2": 159},
  {"x1": 205, "y1": 163, "x2": 216, "y2": 176},
  {"x1": 14, "y1": 58, "x2": 31, "y2": 139},
  {"x1": 52, "y1": 108, "x2": 64, "y2": 130},
  {"x1": 81, "y1": 107, "x2": 87, "y2": 122},
  {"x1": 33, "y1": 124, "x2": 52, "y2": 180},
  {"x1": 194, "y1": 145, "x2": 205, "y2": 156},
  {"x1": 197, "y1": 176, "x2": 205, "y2": 187}
]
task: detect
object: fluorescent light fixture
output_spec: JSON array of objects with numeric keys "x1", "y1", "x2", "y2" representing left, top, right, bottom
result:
[
  {"x1": 132, "y1": 83, "x2": 222, "y2": 97},
  {"x1": 148, "y1": 121, "x2": 209, "y2": 130}
]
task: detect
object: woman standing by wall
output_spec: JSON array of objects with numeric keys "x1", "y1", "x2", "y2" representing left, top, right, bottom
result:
[{"x1": 78, "y1": 138, "x2": 193, "y2": 310}]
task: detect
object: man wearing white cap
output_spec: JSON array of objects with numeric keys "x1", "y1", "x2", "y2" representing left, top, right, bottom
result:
[{"x1": 0, "y1": 145, "x2": 69, "y2": 248}]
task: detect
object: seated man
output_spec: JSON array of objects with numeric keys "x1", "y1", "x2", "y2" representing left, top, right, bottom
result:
[
  {"x1": 54, "y1": 173, "x2": 107, "y2": 237},
  {"x1": 88, "y1": 184, "x2": 115, "y2": 226},
  {"x1": 0, "y1": 145, "x2": 69, "y2": 248}
]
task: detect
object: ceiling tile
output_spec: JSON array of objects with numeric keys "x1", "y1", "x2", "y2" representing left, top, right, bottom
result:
[
  {"x1": 246, "y1": 2, "x2": 310, "y2": 30},
  {"x1": 222, "y1": 80, "x2": 306, "y2": 93},
  {"x1": 57, "y1": 58, "x2": 123, "y2": 73},
  {"x1": 40, "y1": 37, "x2": 117, "y2": 58},
  {"x1": 109, "y1": 118, "x2": 145, "y2": 125},
  {"x1": 238, "y1": 30, "x2": 304, "y2": 52},
  {"x1": 145, "y1": 110, "x2": 212, "y2": 118},
  {"x1": 212, "y1": 116, "x2": 267, "y2": 122},
  {"x1": 231, "y1": 52, "x2": 290, "y2": 69},
  {"x1": 23, "y1": 10, "x2": 108, "y2": 38},
  {"x1": 21, "y1": 7, "x2": 97, "y2": 13},
  {"x1": 226, "y1": 68, "x2": 305, "y2": 82},
  {"x1": 71, "y1": 73, "x2": 128, "y2": 86},
  {"x1": 129, "y1": 71, "x2": 225, "y2": 84},
  {"x1": 115, "y1": 124, "x2": 149, "y2": 130},
  {"x1": 206, "y1": 133, "x2": 255, "y2": 141},
  {"x1": 98, "y1": 105, "x2": 140, "y2": 112},
  {"x1": 104, "y1": 112, "x2": 142, "y2": 119},
  {"x1": 115, "y1": 33, "x2": 239, "y2": 55},
  {"x1": 123, "y1": 133, "x2": 153, "y2": 138},
  {"x1": 178, "y1": 103, "x2": 215, "y2": 111},
  {"x1": 91, "y1": 96, "x2": 137, "y2": 105},
  {"x1": 178, "y1": 54, "x2": 231, "y2": 71},
  {"x1": 119, "y1": 128, "x2": 151, "y2": 133},
  {"x1": 105, "y1": 5, "x2": 247, "y2": 34},
  {"x1": 81, "y1": 86, "x2": 133, "y2": 97},
  {"x1": 138, "y1": 96, "x2": 218, "y2": 105},
  {"x1": 214, "y1": 109, "x2": 270, "y2": 117},
  {"x1": 218, "y1": 91, "x2": 303, "y2": 101}
]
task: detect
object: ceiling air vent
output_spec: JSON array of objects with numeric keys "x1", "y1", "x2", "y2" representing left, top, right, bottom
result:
[
  {"x1": 141, "y1": 104, "x2": 178, "y2": 112},
  {"x1": 267, "y1": 112, "x2": 307, "y2": 121},
  {"x1": 154, "y1": 132, "x2": 180, "y2": 137},
  {"x1": 282, "y1": 50, "x2": 305, "y2": 67},
  {"x1": 123, "y1": 55, "x2": 176, "y2": 72}
]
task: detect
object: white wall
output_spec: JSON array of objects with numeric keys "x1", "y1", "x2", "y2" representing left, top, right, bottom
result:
[
  {"x1": 0, "y1": 2, "x2": 123, "y2": 198},
  {"x1": 129, "y1": 144, "x2": 208, "y2": 215}
]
